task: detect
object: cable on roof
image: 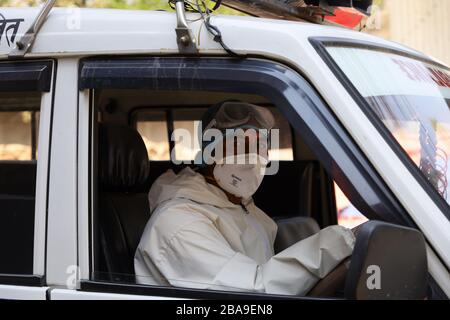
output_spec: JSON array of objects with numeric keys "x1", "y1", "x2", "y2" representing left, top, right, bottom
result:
[{"x1": 168, "y1": 0, "x2": 243, "y2": 58}]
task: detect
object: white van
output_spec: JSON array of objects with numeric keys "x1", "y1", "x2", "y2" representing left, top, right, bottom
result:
[{"x1": 0, "y1": 2, "x2": 449, "y2": 300}]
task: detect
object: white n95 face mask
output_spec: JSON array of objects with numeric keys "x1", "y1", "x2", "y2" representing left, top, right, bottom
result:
[{"x1": 213, "y1": 153, "x2": 268, "y2": 199}]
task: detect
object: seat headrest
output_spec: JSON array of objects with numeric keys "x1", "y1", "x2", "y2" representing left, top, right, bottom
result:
[{"x1": 99, "y1": 124, "x2": 150, "y2": 192}]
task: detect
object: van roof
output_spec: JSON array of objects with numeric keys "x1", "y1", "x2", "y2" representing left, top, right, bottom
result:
[{"x1": 0, "y1": 7, "x2": 424, "y2": 59}]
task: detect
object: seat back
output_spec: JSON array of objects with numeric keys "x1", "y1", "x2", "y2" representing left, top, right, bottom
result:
[
  {"x1": 253, "y1": 161, "x2": 322, "y2": 218},
  {"x1": 97, "y1": 124, "x2": 151, "y2": 282},
  {"x1": 345, "y1": 221, "x2": 428, "y2": 300},
  {"x1": 0, "y1": 161, "x2": 36, "y2": 274},
  {"x1": 273, "y1": 216, "x2": 320, "y2": 253}
]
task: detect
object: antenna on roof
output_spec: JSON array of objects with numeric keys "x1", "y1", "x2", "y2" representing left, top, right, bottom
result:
[{"x1": 8, "y1": 0, "x2": 56, "y2": 58}]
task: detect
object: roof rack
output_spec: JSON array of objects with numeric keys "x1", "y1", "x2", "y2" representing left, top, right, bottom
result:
[
  {"x1": 215, "y1": 0, "x2": 372, "y2": 29},
  {"x1": 217, "y1": 0, "x2": 331, "y2": 23},
  {"x1": 8, "y1": 0, "x2": 56, "y2": 58}
]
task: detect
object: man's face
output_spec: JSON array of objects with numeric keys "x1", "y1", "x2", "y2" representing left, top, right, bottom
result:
[
  {"x1": 216, "y1": 128, "x2": 269, "y2": 163},
  {"x1": 207, "y1": 128, "x2": 270, "y2": 200}
]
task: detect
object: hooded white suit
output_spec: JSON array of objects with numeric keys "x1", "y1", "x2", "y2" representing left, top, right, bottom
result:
[{"x1": 134, "y1": 167, "x2": 355, "y2": 296}]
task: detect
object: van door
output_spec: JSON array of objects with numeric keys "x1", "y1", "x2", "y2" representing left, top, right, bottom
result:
[
  {"x1": 65, "y1": 57, "x2": 422, "y2": 300},
  {"x1": 0, "y1": 60, "x2": 54, "y2": 300}
]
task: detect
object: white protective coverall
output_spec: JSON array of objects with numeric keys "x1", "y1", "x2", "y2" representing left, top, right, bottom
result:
[{"x1": 134, "y1": 167, "x2": 355, "y2": 296}]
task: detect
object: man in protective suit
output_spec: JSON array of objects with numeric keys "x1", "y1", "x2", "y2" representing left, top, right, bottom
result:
[{"x1": 135, "y1": 101, "x2": 355, "y2": 295}]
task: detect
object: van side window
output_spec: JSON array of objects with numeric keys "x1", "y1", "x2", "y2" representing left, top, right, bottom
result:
[
  {"x1": 335, "y1": 183, "x2": 368, "y2": 229},
  {"x1": 134, "y1": 110, "x2": 171, "y2": 161},
  {"x1": 83, "y1": 57, "x2": 395, "y2": 298},
  {"x1": 270, "y1": 109, "x2": 294, "y2": 161},
  {"x1": 0, "y1": 101, "x2": 40, "y2": 160},
  {"x1": 0, "y1": 92, "x2": 41, "y2": 275},
  {"x1": 133, "y1": 107, "x2": 294, "y2": 162},
  {"x1": 172, "y1": 108, "x2": 206, "y2": 162}
]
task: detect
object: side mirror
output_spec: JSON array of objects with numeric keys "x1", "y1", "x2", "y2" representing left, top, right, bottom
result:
[{"x1": 345, "y1": 221, "x2": 428, "y2": 300}]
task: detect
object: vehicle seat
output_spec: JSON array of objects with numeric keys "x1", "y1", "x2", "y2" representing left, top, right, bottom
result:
[
  {"x1": 308, "y1": 221, "x2": 428, "y2": 299},
  {"x1": 0, "y1": 161, "x2": 36, "y2": 274},
  {"x1": 273, "y1": 216, "x2": 320, "y2": 253},
  {"x1": 254, "y1": 162, "x2": 320, "y2": 219},
  {"x1": 344, "y1": 221, "x2": 428, "y2": 300},
  {"x1": 97, "y1": 124, "x2": 151, "y2": 283}
]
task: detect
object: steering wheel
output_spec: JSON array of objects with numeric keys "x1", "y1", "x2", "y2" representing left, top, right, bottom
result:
[
  {"x1": 307, "y1": 225, "x2": 363, "y2": 298},
  {"x1": 306, "y1": 257, "x2": 351, "y2": 297}
]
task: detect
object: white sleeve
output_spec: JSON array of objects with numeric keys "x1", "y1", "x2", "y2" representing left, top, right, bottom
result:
[{"x1": 149, "y1": 219, "x2": 355, "y2": 296}]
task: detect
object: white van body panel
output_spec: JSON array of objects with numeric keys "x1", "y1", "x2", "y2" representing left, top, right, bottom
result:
[
  {"x1": 33, "y1": 73, "x2": 55, "y2": 276},
  {"x1": 0, "y1": 8, "x2": 422, "y2": 59},
  {"x1": 45, "y1": 58, "x2": 79, "y2": 286},
  {"x1": 77, "y1": 90, "x2": 92, "y2": 282},
  {"x1": 0, "y1": 285, "x2": 48, "y2": 300},
  {"x1": 50, "y1": 289, "x2": 187, "y2": 300}
]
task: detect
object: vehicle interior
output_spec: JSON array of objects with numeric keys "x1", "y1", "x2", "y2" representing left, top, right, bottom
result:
[
  {"x1": 88, "y1": 89, "x2": 429, "y2": 299},
  {"x1": 0, "y1": 92, "x2": 40, "y2": 276},
  {"x1": 92, "y1": 90, "x2": 337, "y2": 280}
]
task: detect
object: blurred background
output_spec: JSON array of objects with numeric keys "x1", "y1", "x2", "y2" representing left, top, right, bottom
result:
[
  {"x1": 366, "y1": 0, "x2": 450, "y2": 65},
  {"x1": 0, "y1": 0, "x2": 240, "y2": 14}
]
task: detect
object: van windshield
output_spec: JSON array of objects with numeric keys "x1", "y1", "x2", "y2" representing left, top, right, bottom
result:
[{"x1": 326, "y1": 45, "x2": 450, "y2": 204}]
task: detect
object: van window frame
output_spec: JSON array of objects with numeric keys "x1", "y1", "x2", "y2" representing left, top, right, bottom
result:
[
  {"x1": 0, "y1": 59, "x2": 54, "y2": 287},
  {"x1": 0, "y1": 60, "x2": 52, "y2": 93},
  {"x1": 79, "y1": 56, "x2": 410, "y2": 299},
  {"x1": 309, "y1": 37, "x2": 450, "y2": 221}
]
